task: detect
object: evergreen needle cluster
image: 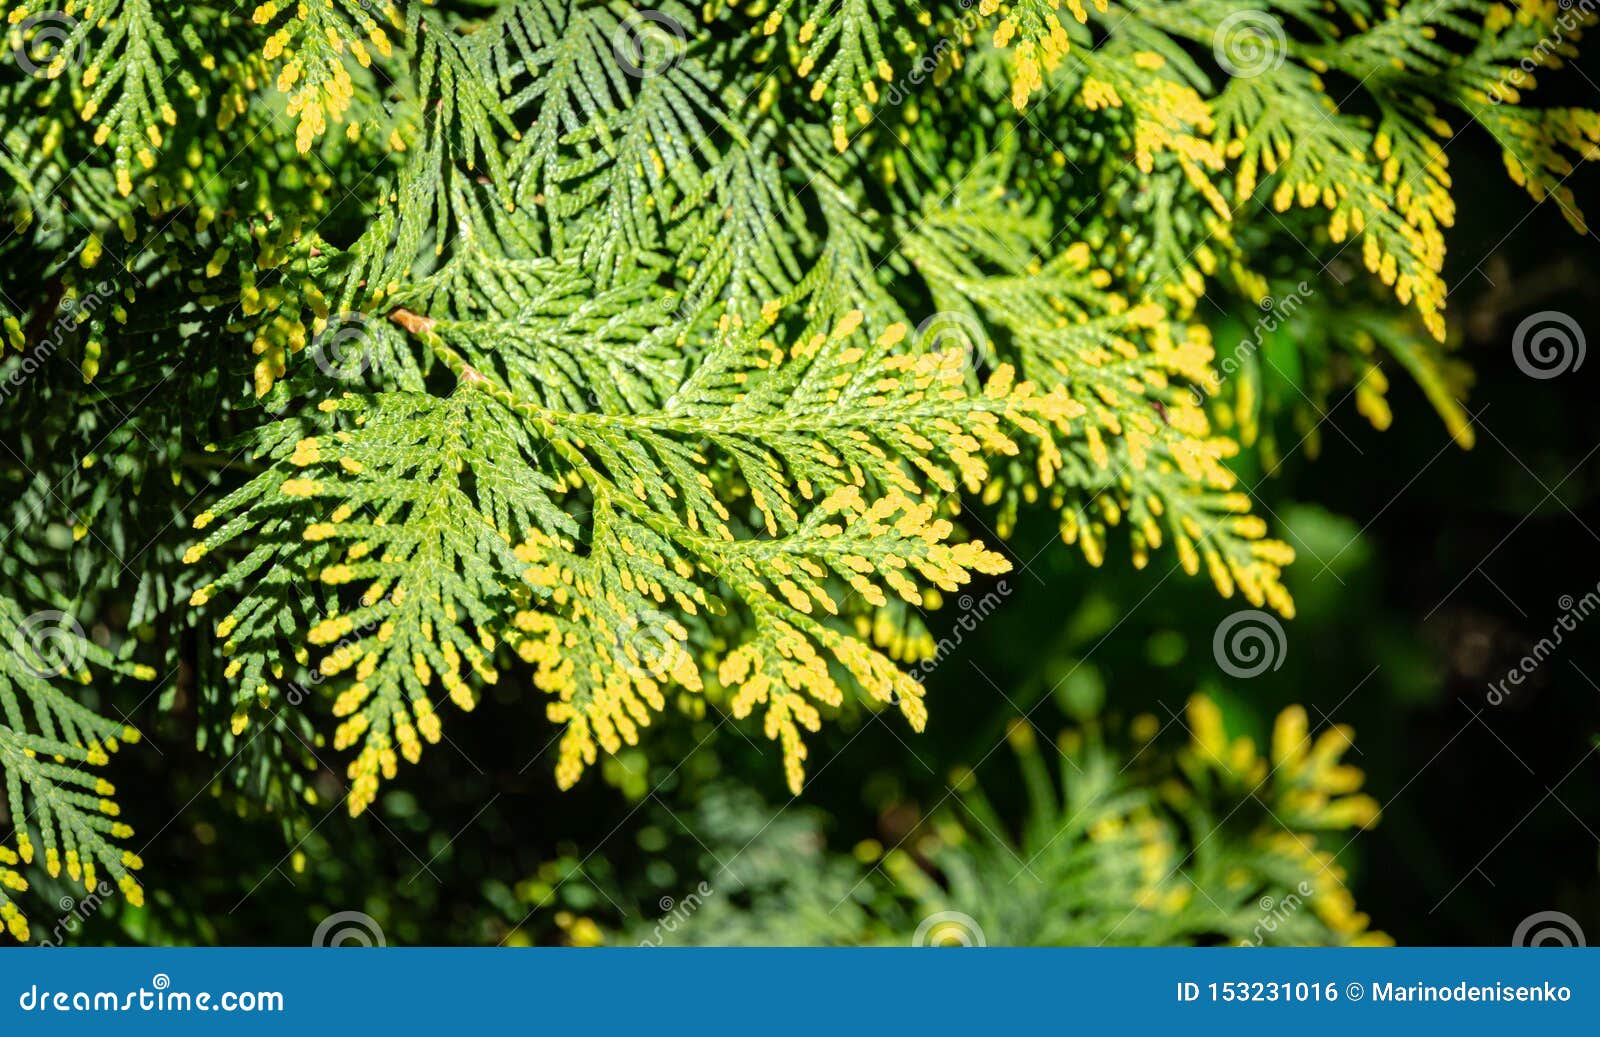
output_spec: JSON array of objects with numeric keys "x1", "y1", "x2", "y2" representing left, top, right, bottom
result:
[{"x1": 1, "y1": 0, "x2": 1593, "y2": 939}]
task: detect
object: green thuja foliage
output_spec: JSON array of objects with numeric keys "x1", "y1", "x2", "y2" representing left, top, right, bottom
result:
[
  {"x1": 0, "y1": 598, "x2": 151, "y2": 938},
  {"x1": 0, "y1": 0, "x2": 1594, "y2": 939}
]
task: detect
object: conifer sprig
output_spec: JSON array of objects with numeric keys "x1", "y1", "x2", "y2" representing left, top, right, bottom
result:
[{"x1": 1, "y1": 0, "x2": 1594, "y2": 935}]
